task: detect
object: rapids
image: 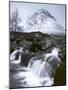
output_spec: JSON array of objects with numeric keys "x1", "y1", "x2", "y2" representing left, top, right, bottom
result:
[{"x1": 10, "y1": 47, "x2": 61, "y2": 88}]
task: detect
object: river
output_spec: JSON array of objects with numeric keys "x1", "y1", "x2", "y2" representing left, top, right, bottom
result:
[{"x1": 10, "y1": 47, "x2": 61, "y2": 88}]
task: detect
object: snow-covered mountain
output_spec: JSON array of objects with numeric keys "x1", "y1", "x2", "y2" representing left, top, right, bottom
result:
[{"x1": 25, "y1": 9, "x2": 65, "y2": 35}]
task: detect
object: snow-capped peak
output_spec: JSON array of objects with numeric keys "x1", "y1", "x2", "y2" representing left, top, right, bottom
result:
[
  {"x1": 32, "y1": 8, "x2": 55, "y2": 20},
  {"x1": 25, "y1": 8, "x2": 65, "y2": 35}
]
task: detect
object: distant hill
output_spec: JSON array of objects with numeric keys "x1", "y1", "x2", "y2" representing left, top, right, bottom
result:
[{"x1": 10, "y1": 31, "x2": 49, "y2": 41}]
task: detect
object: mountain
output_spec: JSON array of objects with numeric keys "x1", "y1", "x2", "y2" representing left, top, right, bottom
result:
[{"x1": 25, "y1": 9, "x2": 65, "y2": 35}]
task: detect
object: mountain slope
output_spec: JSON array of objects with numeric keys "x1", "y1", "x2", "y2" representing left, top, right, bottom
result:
[{"x1": 26, "y1": 9, "x2": 65, "y2": 35}]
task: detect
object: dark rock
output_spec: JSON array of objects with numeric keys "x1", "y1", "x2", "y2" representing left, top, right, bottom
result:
[{"x1": 21, "y1": 52, "x2": 35, "y2": 66}]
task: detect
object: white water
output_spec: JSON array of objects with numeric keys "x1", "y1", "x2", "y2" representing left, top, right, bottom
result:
[
  {"x1": 10, "y1": 47, "x2": 23, "y2": 65},
  {"x1": 10, "y1": 47, "x2": 61, "y2": 88},
  {"x1": 10, "y1": 50, "x2": 19, "y2": 60}
]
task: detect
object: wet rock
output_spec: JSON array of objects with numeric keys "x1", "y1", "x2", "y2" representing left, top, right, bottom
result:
[{"x1": 21, "y1": 52, "x2": 35, "y2": 66}]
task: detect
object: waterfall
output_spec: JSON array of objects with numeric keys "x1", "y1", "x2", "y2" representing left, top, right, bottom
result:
[
  {"x1": 10, "y1": 47, "x2": 23, "y2": 65},
  {"x1": 27, "y1": 47, "x2": 61, "y2": 86},
  {"x1": 10, "y1": 50, "x2": 19, "y2": 60},
  {"x1": 28, "y1": 58, "x2": 42, "y2": 76},
  {"x1": 10, "y1": 47, "x2": 61, "y2": 88}
]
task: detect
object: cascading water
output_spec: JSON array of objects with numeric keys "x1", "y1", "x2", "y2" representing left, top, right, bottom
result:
[
  {"x1": 10, "y1": 47, "x2": 61, "y2": 88},
  {"x1": 10, "y1": 47, "x2": 23, "y2": 65}
]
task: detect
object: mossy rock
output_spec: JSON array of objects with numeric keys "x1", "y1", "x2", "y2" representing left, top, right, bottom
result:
[
  {"x1": 29, "y1": 40, "x2": 42, "y2": 52},
  {"x1": 54, "y1": 63, "x2": 66, "y2": 86}
]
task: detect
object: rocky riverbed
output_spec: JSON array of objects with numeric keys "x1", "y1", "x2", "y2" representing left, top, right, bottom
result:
[{"x1": 9, "y1": 31, "x2": 66, "y2": 88}]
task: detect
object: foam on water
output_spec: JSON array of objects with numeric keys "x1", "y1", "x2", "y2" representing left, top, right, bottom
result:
[{"x1": 10, "y1": 47, "x2": 61, "y2": 87}]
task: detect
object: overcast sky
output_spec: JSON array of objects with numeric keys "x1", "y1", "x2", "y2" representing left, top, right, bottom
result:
[{"x1": 10, "y1": 2, "x2": 66, "y2": 29}]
